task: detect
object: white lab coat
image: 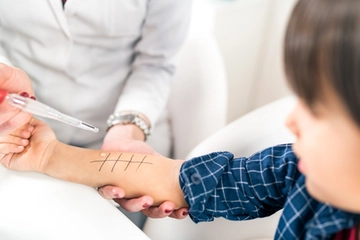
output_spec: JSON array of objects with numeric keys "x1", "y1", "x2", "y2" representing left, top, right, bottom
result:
[{"x1": 0, "y1": 0, "x2": 192, "y2": 154}]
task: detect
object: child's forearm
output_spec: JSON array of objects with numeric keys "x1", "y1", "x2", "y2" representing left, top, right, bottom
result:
[{"x1": 43, "y1": 141, "x2": 188, "y2": 208}]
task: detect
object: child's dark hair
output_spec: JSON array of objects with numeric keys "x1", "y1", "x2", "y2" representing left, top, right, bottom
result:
[{"x1": 284, "y1": 0, "x2": 360, "y2": 125}]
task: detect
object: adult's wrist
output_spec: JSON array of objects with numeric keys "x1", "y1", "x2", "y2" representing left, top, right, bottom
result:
[
  {"x1": 107, "y1": 124, "x2": 146, "y2": 141},
  {"x1": 107, "y1": 111, "x2": 151, "y2": 141}
]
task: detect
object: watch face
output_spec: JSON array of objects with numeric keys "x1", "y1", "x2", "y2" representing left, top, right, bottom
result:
[
  {"x1": 108, "y1": 114, "x2": 137, "y2": 126},
  {"x1": 108, "y1": 113, "x2": 150, "y2": 138},
  {"x1": 120, "y1": 114, "x2": 136, "y2": 122}
]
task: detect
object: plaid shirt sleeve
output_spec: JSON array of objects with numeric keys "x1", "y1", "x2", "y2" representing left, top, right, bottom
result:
[{"x1": 179, "y1": 143, "x2": 301, "y2": 223}]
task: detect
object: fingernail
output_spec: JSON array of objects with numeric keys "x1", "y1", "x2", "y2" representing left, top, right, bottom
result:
[
  {"x1": 20, "y1": 92, "x2": 29, "y2": 98},
  {"x1": 30, "y1": 96, "x2": 36, "y2": 100},
  {"x1": 27, "y1": 125, "x2": 34, "y2": 132},
  {"x1": 21, "y1": 130, "x2": 30, "y2": 137},
  {"x1": 112, "y1": 189, "x2": 124, "y2": 198},
  {"x1": 143, "y1": 204, "x2": 150, "y2": 209},
  {"x1": 182, "y1": 211, "x2": 189, "y2": 216},
  {"x1": 165, "y1": 209, "x2": 173, "y2": 214}
]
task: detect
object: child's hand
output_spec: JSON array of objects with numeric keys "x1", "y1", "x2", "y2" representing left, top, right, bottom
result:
[
  {"x1": 0, "y1": 118, "x2": 57, "y2": 173},
  {"x1": 0, "y1": 122, "x2": 33, "y2": 154}
]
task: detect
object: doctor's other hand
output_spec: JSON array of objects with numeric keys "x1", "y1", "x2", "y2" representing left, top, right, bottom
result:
[
  {"x1": 99, "y1": 185, "x2": 189, "y2": 219},
  {"x1": 100, "y1": 131, "x2": 189, "y2": 219},
  {"x1": 0, "y1": 64, "x2": 34, "y2": 136}
]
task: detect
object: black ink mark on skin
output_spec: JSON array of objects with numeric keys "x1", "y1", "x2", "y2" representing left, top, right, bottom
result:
[
  {"x1": 124, "y1": 154, "x2": 134, "y2": 171},
  {"x1": 98, "y1": 153, "x2": 111, "y2": 171},
  {"x1": 111, "y1": 153, "x2": 122, "y2": 172},
  {"x1": 136, "y1": 155, "x2": 148, "y2": 172},
  {"x1": 91, "y1": 153, "x2": 152, "y2": 172}
]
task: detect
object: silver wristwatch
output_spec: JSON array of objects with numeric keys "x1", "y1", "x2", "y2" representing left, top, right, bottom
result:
[{"x1": 106, "y1": 111, "x2": 151, "y2": 140}]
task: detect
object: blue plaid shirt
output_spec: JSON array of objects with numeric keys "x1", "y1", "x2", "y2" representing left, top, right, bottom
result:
[{"x1": 179, "y1": 144, "x2": 360, "y2": 239}]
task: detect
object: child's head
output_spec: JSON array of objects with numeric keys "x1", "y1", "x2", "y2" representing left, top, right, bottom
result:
[{"x1": 284, "y1": 0, "x2": 360, "y2": 213}]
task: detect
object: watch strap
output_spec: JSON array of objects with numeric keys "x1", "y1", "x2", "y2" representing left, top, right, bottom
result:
[{"x1": 107, "y1": 111, "x2": 151, "y2": 140}]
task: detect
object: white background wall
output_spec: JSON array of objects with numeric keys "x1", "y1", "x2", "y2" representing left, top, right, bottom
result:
[{"x1": 193, "y1": 0, "x2": 298, "y2": 123}]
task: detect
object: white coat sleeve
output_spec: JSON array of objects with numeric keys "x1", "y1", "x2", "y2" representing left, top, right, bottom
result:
[
  {"x1": 113, "y1": 0, "x2": 193, "y2": 125},
  {"x1": 0, "y1": 42, "x2": 13, "y2": 66},
  {"x1": 0, "y1": 20, "x2": 13, "y2": 66}
]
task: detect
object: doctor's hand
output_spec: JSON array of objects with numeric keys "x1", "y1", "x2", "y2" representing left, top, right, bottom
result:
[
  {"x1": 98, "y1": 185, "x2": 189, "y2": 220},
  {"x1": 0, "y1": 64, "x2": 34, "y2": 136},
  {"x1": 100, "y1": 129, "x2": 189, "y2": 219}
]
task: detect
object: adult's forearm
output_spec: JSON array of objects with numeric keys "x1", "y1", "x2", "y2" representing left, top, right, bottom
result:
[{"x1": 44, "y1": 141, "x2": 188, "y2": 208}]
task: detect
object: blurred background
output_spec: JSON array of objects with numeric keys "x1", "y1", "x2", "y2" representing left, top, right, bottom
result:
[
  {"x1": 167, "y1": 0, "x2": 298, "y2": 160},
  {"x1": 191, "y1": 0, "x2": 296, "y2": 122}
]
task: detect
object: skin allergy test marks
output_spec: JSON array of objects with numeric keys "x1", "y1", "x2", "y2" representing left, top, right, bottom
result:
[{"x1": 91, "y1": 153, "x2": 153, "y2": 172}]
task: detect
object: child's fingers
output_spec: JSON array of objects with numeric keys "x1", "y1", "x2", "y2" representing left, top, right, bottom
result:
[
  {"x1": 0, "y1": 132, "x2": 30, "y2": 155},
  {"x1": 9, "y1": 124, "x2": 34, "y2": 139},
  {"x1": 0, "y1": 142, "x2": 25, "y2": 155},
  {"x1": 2, "y1": 135, "x2": 29, "y2": 146}
]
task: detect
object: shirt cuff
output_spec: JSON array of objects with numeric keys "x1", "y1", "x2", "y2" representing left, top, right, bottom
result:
[{"x1": 179, "y1": 151, "x2": 234, "y2": 223}]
